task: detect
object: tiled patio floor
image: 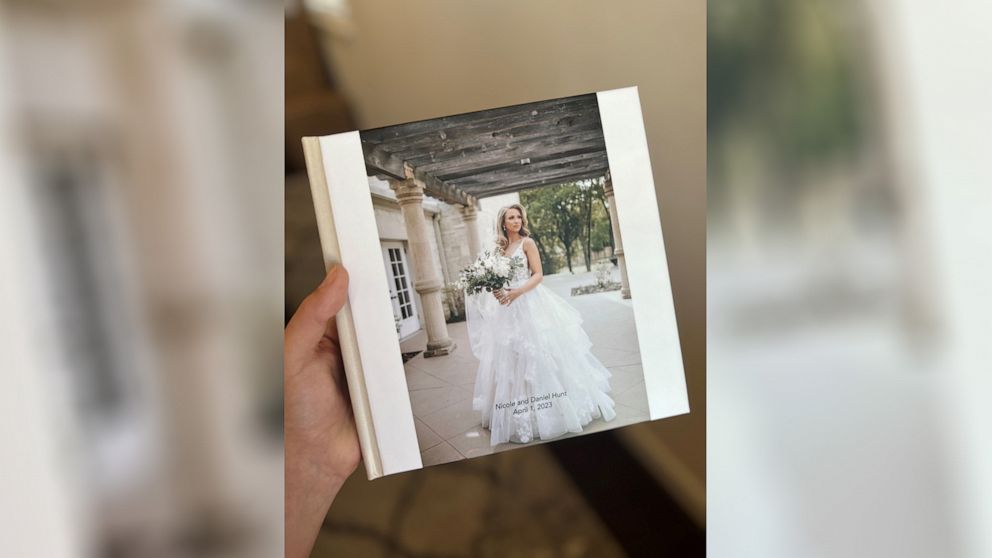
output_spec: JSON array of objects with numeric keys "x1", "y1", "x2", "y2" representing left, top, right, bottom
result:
[{"x1": 400, "y1": 269, "x2": 650, "y2": 465}]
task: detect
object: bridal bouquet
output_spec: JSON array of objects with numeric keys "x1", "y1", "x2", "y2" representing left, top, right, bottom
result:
[{"x1": 457, "y1": 249, "x2": 523, "y2": 295}]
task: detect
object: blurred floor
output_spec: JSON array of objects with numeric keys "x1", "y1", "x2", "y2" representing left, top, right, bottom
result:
[
  {"x1": 313, "y1": 431, "x2": 704, "y2": 558},
  {"x1": 316, "y1": 448, "x2": 624, "y2": 558}
]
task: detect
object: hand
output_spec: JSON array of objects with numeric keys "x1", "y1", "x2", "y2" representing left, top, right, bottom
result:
[
  {"x1": 285, "y1": 266, "x2": 360, "y2": 558},
  {"x1": 499, "y1": 288, "x2": 518, "y2": 306}
]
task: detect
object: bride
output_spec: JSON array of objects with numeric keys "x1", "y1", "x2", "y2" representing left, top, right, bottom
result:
[{"x1": 466, "y1": 203, "x2": 617, "y2": 446}]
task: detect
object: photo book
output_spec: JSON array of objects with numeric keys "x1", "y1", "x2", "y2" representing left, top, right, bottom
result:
[{"x1": 302, "y1": 86, "x2": 688, "y2": 479}]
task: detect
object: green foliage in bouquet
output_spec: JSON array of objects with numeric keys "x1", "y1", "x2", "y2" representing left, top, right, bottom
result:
[{"x1": 458, "y1": 249, "x2": 524, "y2": 295}]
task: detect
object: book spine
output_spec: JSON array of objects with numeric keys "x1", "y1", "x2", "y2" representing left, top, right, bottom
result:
[{"x1": 301, "y1": 136, "x2": 384, "y2": 480}]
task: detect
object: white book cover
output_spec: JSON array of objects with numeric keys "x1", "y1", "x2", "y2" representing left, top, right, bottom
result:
[{"x1": 303, "y1": 87, "x2": 688, "y2": 479}]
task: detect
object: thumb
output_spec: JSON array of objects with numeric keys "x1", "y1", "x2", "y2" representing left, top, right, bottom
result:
[{"x1": 286, "y1": 266, "x2": 349, "y2": 353}]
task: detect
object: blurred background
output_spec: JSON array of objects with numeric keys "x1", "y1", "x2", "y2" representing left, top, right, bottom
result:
[
  {"x1": 1, "y1": 0, "x2": 284, "y2": 556},
  {"x1": 3, "y1": 0, "x2": 990, "y2": 557},
  {"x1": 708, "y1": 0, "x2": 992, "y2": 557}
]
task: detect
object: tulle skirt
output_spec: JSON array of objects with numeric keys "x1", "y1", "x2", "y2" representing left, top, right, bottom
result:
[{"x1": 465, "y1": 282, "x2": 617, "y2": 446}]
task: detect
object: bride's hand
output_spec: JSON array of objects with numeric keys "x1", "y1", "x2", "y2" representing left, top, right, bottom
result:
[
  {"x1": 493, "y1": 288, "x2": 512, "y2": 305},
  {"x1": 500, "y1": 289, "x2": 518, "y2": 306}
]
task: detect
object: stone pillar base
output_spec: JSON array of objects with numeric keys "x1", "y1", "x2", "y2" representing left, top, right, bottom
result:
[
  {"x1": 621, "y1": 288, "x2": 632, "y2": 299},
  {"x1": 424, "y1": 342, "x2": 456, "y2": 358}
]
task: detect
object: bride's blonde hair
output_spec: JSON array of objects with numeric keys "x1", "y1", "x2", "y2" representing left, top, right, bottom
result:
[{"x1": 495, "y1": 203, "x2": 531, "y2": 253}]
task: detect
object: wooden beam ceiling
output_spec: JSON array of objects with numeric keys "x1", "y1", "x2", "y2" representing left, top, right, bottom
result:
[
  {"x1": 448, "y1": 152, "x2": 609, "y2": 189},
  {"x1": 359, "y1": 93, "x2": 610, "y2": 203},
  {"x1": 419, "y1": 143, "x2": 603, "y2": 181},
  {"x1": 468, "y1": 168, "x2": 608, "y2": 198},
  {"x1": 383, "y1": 108, "x2": 600, "y2": 161},
  {"x1": 362, "y1": 143, "x2": 405, "y2": 179},
  {"x1": 417, "y1": 172, "x2": 476, "y2": 207},
  {"x1": 360, "y1": 96, "x2": 593, "y2": 144},
  {"x1": 403, "y1": 126, "x2": 605, "y2": 170}
]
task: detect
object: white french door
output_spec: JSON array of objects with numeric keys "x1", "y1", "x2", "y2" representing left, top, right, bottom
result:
[{"x1": 381, "y1": 242, "x2": 420, "y2": 339}]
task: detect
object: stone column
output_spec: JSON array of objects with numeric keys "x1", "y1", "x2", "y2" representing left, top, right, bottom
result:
[
  {"x1": 390, "y1": 176, "x2": 456, "y2": 357},
  {"x1": 459, "y1": 204, "x2": 482, "y2": 261},
  {"x1": 603, "y1": 171, "x2": 631, "y2": 299}
]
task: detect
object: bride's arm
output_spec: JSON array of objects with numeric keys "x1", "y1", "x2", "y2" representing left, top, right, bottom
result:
[{"x1": 505, "y1": 239, "x2": 543, "y2": 303}]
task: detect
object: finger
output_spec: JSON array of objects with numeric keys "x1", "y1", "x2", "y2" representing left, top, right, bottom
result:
[{"x1": 285, "y1": 266, "x2": 350, "y2": 356}]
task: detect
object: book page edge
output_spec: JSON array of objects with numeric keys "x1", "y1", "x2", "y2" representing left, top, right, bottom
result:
[{"x1": 301, "y1": 135, "x2": 384, "y2": 480}]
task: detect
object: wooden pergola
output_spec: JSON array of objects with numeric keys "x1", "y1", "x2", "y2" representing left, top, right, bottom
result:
[
  {"x1": 359, "y1": 93, "x2": 630, "y2": 358},
  {"x1": 360, "y1": 93, "x2": 609, "y2": 207}
]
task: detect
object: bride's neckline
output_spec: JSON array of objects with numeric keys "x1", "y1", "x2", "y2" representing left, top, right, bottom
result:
[{"x1": 504, "y1": 239, "x2": 524, "y2": 255}]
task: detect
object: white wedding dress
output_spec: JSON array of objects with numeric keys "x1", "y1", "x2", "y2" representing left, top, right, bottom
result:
[{"x1": 466, "y1": 242, "x2": 617, "y2": 446}]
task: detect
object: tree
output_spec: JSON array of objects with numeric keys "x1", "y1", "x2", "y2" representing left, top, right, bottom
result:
[
  {"x1": 576, "y1": 177, "x2": 607, "y2": 271},
  {"x1": 522, "y1": 180, "x2": 614, "y2": 274},
  {"x1": 600, "y1": 192, "x2": 615, "y2": 255},
  {"x1": 521, "y1": 184, "x2": 584, "y2": 273},
  {"x1": 589, "y1": 200, "x2": 612, "y2": 253},
  {"x1": 549, "y1": 186, "x2": 585, "y2": 273},
  {"x1": 580, "y1": 180, "x2": 593, "y2": 271},
  {"x1": 521, "y1": 201, "x2": 561, "y2": 274}
]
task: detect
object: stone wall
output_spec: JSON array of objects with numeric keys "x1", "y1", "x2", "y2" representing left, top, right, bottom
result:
[
  {"x1": 369, "y1": 177, "x2": 452, "y2": 328},
  {"x1": 368, "y1": 178, "x2": 528, "y2": 325},
  {"x1": 436, "y1": 203, "x2": 470, "y2": 280}
]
